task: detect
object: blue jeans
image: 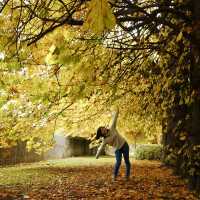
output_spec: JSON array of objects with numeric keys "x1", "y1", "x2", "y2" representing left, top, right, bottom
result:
[{"x1": 114, "y1": 142, "x2": 131, "y2": 178}]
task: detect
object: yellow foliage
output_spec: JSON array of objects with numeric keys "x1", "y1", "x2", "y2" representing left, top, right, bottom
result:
[
  {"x1": 83, "y1": 0, "x2": 116, "y2": 34},
  {"x1": 176, "y1": 32, "x2": 183, "y2": 42}
]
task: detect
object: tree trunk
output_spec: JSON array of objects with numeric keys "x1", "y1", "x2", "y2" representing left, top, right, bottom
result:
[
  {"x1": 188, "y1": 0, "x2": 200, "y2": 192},
  {"x1": 162, "y1": 0, "x2": 200, "y2": 195}
]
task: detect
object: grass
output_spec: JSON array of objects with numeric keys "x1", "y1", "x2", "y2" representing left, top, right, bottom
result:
[
  {"x1": 1, "y1": 157, "x2": 198, "y2": 200},
  {"x1": 0, "y1": 156, "x2": 116, "y2": 186}
]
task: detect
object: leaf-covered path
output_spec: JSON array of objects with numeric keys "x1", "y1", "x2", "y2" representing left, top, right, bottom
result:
[{"x1": 0, "y1": 158, "x2": 198, "y2": 200}]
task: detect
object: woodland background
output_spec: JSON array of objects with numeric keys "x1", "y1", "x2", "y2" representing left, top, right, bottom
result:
[{"x1": 0, "y1": 0, "x2": 200, "y2": 195}]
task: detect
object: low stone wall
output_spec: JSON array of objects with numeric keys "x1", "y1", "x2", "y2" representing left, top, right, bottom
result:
[
  {"x1": 0, "y1": 141, "x2": 42, "y2": 166},
  {"x1": 45, "y1": 136, "x2": 97, "y2": 159}
]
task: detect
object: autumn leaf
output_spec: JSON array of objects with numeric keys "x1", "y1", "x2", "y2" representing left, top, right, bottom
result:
[
  {"x1": 83, "y1": 0, "x2": 116, "y2": 34},
  {"x1": 0, "y1": 159, "x2": 198, "y2": 200}
]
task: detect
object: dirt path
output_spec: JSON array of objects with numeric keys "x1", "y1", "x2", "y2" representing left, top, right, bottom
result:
[{"x1": 0, "y1": 160, "x2": 198, "y2": 200}]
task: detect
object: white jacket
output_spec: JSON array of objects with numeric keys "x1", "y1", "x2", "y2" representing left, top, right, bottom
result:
[{"x1": 96, "y1": 110, "x2": 126, "y2": 159}]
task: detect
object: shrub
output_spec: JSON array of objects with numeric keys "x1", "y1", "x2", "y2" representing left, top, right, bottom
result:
[{"x1": 133, "y1": 144, "x2": 163, "y2": 160}]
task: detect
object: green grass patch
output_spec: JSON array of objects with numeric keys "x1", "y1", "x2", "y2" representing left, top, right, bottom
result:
[{"x1": 0, "y1": 156, "x2": 115, "y2": 186}]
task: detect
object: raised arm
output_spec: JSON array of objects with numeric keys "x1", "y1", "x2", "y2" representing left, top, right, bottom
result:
[{"x1": 110, "y1": 107, "x2": 119, "y2": 130}]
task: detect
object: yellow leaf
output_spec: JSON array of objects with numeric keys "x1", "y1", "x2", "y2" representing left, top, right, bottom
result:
[
  {"x1": 176, "y1": 32, "x2": 183, "y2": 42},
  {"x1": 151, "y1": 35, "x2": 159, "y2": 43},
  {"x1": 179, "y1": 136, "x2": 186, "y2": 141},
  {"x1": 83, "y1": 0, "x2": 116, "y2": 34}
]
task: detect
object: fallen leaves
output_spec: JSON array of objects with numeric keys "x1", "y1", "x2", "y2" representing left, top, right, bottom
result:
[{"x1": 0, "y1": 159, "x2": 198, "y2": 200}]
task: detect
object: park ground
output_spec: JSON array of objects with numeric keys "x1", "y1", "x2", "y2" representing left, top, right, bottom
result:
[{"x1": 0, "y1": 157, "x2": 198, "y2": 200}]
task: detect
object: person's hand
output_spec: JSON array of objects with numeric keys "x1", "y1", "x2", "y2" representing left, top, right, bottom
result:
[
  {"x1": 116, "y1": 106, "x2": 119, "y2": 113},
  {"x1": 111, "y1": 106, "x2": 119, "y2": 116},
  {"x1": 111, "y1": 105, "x2": 119, "y2": 113}
]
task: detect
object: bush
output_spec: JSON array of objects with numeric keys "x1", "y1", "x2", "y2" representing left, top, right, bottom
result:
[{"x1": 133, "y1": 144, "x2": 163, "y2": 160}]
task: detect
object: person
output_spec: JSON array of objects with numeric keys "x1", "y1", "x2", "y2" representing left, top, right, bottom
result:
[{"x1": 95, "y1": 108, "x2": 131, "y2": 181}]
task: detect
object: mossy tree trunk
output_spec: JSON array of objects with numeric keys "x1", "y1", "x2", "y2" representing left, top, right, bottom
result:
[{"x1": 162, "y1": 0, "x2": 200, "y2": 194}]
